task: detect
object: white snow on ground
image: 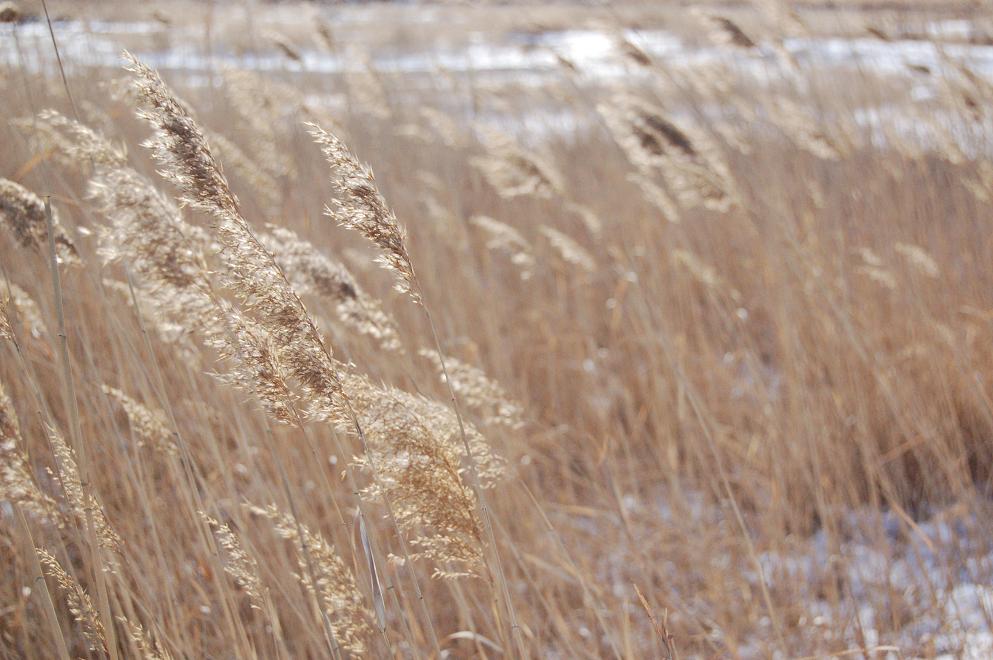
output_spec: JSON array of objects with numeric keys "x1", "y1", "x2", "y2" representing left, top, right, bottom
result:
[
  {"x1": 748, "y1": 507, "x2": 993, "y2": 658},
  {"x1": 3, "y1": 16, "x2": 992, "y2": 158},
  {"x1": 578, "y1": 490, "x2": 993, "y2": 657},
  {"x1": 4, "y1": 18, "x2": 993, "y2": 80}
]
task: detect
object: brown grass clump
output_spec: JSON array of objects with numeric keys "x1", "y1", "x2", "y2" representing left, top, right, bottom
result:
[{"x1": 199, "y1": 512, "x2": 267, "y2": 612}]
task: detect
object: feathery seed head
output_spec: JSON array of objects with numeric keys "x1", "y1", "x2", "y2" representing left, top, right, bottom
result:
[
  {"x1": 247, "y1": 502, "x2": 373, "y2": 655},
  {"x1": 0, "y1": 178, "x2": 79, "y2": 264},
  {"x1": 307, "y1": 122, "x2": 419, "y2": 303},
  {"x1": 0, "y1": 381, "x2": 60, "y2": 524},
  {"x1": 102, "y1": 386, "x2": 178, "y2": 456},
  {"x1": 262, "y1": 227, "x2": 403, "y2": 353},
  {"x1": 37, "y1": 549, "x2": 107, "y2": 652},
  {"x1": 200, "y1": 511, "x2": 267, "y2": 611}
]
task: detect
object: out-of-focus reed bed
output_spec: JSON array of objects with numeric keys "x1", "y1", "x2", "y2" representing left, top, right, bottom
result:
[{"x1": 2, "y1": 2, "x2": 993, "y2": 657}]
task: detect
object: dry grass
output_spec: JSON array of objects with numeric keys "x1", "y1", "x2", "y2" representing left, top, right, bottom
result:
[{"x1": 2, "y1": 1, "x2": 993, "y2": 657}]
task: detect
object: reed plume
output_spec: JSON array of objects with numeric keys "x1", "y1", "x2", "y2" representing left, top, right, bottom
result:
[
  {"x1": 344, "y1": 57, "x2": 392, "y2": 121},
  {"x1": 340, "y1": 372, "x2": 504, "y2": 578},
  {"x1": 616, "y1": 36, "x2": 652, "y2": 67},
  {"x1": 0, "y1": 293, "x2": 10, "y2": 342},
  {"x1": 1, "y1": 283, "x2": 47, "y2": 339},
  {"x1": 0, "y1": 1, "x2": 20, "y2": 23},
  {"x1": 0, "y1": 178, "x2": 79, "y2": 264},
  {"x1": 47, "y1": 427, "x2": 123, "y2": 562},
  {"x1": 419, "y1": 349, "x2": 525, "y2": 429},
  {"x1": 247, "y1": 502, "x2": 373, "y2": 655},
  {"x1": 895, "y1": 243, "x2": 940, "y2": 279},
  {"x1": 768, "y1": 98, "x2": 844, "y2": 160},
  {"x1": 705, "y1": 15, "x2": 757, "y2": 48},
  {"x1": 37, "y1": 549, "x2": 107, "y2": 653},
  {"x1": 126, "y1": 52, "x2": 346, "y2": 424},
  {"x1": 262, "y1": 227, "x2": 402, "y2": 353},
  {"x1": 627, "y1": 172, "x2": 681, "y2": 223},
  {"x1": 566, "y1": 202, "x2": 603, "y2": 238},
  {"x1": 0, "y1": 380, "x2": 60, "y2": 524},
  {"x1": 200, "y1": 511, "x2": 267, "y2": 612},
  {"x1": 600, "y1": 97, "x2": 735, "y2": 211},
  {"x1": 470, "y1": 214, "x2": 535, "y2": 280},
  {"x1": 102, "y1": 385, "x2": 178, "y2": 457},
  {"x1": 470, "y1": 131, "x2": 565, "y2": 200},
  {"x1": 673, "y1": 249, "x2": 724, "y2": 291},
  {"x1": 209, "y1": 304, "x2": 299, "y2": 424},
  {"x1": 540, "y1": 226, "x2": 597, "y2": 273},
  {"x1": 204, "y1": 128, "x2": 282, "y2": 215},
  {"x1": 419, "y1": 107, "x2": 463, "y2": 148},
  {"x1": 221, "y1": 70, "x2": 296, "y2": 180},
  {"x1": 118, "y1": 617, "x2": 172, "y2": 660},
  {"x1": 29, "y1": 108, "x2": 129, "y2": 168},
  {"x1": 32, "y1": 107, "x2": 223, "y2": 353},
  {"x1": 309, "y1": 119, "x2": 511, "y2": 597},
  {"x1": 306, "y1": 122, "x2": 419, "y2": 302}
]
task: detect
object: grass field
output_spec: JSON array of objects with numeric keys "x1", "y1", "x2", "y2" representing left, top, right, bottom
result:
[{"x1": 2, "y1": 0, "x2": 993, "y2": 657}]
